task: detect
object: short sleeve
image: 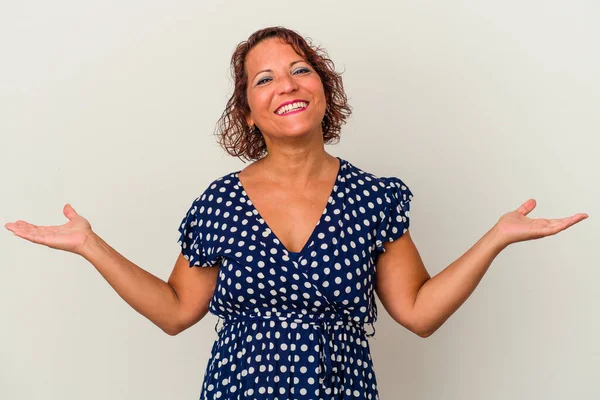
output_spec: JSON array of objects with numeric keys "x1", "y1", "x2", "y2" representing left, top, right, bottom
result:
[
  {"x1": 374, "y1": 177, "x2": 413, "y2": 255},
  {"x1": 177, "y1": 196, "x2": 219, "y2": 268}
]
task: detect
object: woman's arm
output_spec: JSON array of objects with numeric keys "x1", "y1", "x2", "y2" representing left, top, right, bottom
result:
[
  {"x1": 6, "y1": 204, "x2": 218, "y2": 336},
  {"x1": 409, "y1": 226, "x2": 503, "y2": 337},
  {"x1": 81, "y1": 233, "x2": 218, "y2": 335},
  {"x1": 376, "y1": 199, "x2": 588, "y2": 338}
]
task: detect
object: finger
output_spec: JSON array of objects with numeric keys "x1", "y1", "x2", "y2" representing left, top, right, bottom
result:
[
  {"x1": 10, "y1": 222, "x2": 55, "y2": 244},
  {"x1": 557, "y1": 214, "x2": 589, "y2": 227},
  {"x1": 9, "y1": 221, "x2": 34, "y2": 236},
  {"x1": 64, "y1": 204, "x2": 78, "y2": 220},
  {"x1": 570, "y1": 213, "x2": 589, "y2": 224},
  {"x1": 516, "y1": 199, "x2": 536, "y2": 216},
  {"x1": 543, "y1": 214, "x2": 587, "y2": 236},
  {"x1": 11, "y1": 220, "x2": 36, "y2": 230},
  {"x1": 10, "y1": 224, "x2": 43, "y2": 244}
]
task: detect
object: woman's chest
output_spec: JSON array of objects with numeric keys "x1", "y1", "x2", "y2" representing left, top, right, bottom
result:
[{"x1": 239, "y1": 175, "x2": 335, "y2": 255}]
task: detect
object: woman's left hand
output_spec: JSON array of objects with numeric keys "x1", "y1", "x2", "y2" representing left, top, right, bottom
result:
[{"x1": 495, "y1": 199, "x2": 589, "y2": 248}]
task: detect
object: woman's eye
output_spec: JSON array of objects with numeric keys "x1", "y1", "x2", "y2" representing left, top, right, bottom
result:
[
  {"x1": 257, "y1": 77, "x2": 271, "y2": 85},
  {"x1": 256, "y1": 68, "x2": 310, "y2": 86},
  {"x1": 294, "y1": 67, "x2": 310, "y2": 74}
]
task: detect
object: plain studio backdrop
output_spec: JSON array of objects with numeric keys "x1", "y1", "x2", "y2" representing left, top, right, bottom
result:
[{"x1": 1, "y1": 1, "x2": 598, "y2": 399}]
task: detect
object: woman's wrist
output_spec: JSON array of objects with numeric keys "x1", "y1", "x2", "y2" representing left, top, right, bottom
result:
[{"x1": 78, "y1": 230, "x2": 102, "y2": 260}]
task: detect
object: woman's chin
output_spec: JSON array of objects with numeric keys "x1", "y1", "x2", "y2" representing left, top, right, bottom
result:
[
  {"x1": 275, "y1": 123, "x2": 321, "y2": 137},
  {"x1": 279, "y1": 129, "x2": 317, "y2": 139}
]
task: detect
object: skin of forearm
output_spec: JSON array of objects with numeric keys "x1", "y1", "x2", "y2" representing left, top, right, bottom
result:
[
  {"x1": 80, "y1": 232, "x2": 181, "y2": 335},
  {"x1": 412, "y1": 225, "x2": 507, "y2": 337}
]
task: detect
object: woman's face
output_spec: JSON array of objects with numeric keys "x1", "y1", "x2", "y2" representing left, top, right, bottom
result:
[{"x1": 244, "y1": 38, "x2": 326, "y2": 140}]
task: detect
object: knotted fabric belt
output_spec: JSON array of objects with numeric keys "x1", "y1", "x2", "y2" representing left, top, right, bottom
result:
[
  {"x1": 213, "y1": 314, "x2": 376, "y2": 388},
  {"x1": 315, "y1": 319, "x2": 376, "y2": 386}
]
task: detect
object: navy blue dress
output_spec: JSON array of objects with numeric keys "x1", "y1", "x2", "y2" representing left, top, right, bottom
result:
[{"x1": 177, "y1": 156, "x2": 413, "y2": 400}]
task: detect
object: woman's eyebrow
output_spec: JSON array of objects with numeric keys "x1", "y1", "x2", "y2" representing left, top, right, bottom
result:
[{"x1": 253, "y1": 59, "x2": 306, "y2": 80}]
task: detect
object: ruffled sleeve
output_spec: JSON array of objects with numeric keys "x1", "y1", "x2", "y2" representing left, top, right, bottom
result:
[
  {"x1": 374, "y1": 176, "x2": 414, "y2": 256},
  {"x1": 177, "y1": 196, "x2": 219, "y2": 268}
]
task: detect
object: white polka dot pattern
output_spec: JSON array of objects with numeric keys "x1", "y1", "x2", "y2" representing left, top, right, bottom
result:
[{"x1": 177, "y1": 157, "x2": 413, "y2": 399}]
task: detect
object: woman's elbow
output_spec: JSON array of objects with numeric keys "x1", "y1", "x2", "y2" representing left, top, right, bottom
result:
[
  {"x1": 408, "y1": 320, "x2": 435, "y2": 338},
  {"x1": 417, "y1": 328, "x2": 434, "y2": 338},
  {"x1": 160, "y1": 321, "x2": 183, "y2": 336}
]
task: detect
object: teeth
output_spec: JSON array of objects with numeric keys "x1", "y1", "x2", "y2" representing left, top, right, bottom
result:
[{"x1": 276, "y1": 101, "x2": 308, "y2": 115}]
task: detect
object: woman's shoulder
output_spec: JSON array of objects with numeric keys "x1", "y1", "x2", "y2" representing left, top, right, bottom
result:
[
  {"x1": 342, "y1": 158, "x2": 413, "y2": 213},
  {"x1": 342, "y1": 157, "x2": 407, "y2": 190},
  {"x1": 185, "y1": 170, "x2": 240, "y2": 208}
]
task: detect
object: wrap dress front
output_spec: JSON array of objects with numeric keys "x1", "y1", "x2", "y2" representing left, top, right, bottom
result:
[{"x1": 177, "y1": 156, "x2": 413, "y2": 399}]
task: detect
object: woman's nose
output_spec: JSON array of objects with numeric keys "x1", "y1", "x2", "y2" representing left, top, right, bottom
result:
[{"x1": 276, "y1": 74, "x2": 298, "y2": 94}]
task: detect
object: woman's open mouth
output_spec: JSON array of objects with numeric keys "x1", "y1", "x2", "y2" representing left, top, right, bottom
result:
[{"x1": 275, "y1": 101, "x2": 309, "y2": 116}]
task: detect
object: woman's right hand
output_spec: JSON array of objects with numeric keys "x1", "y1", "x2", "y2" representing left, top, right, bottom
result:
[{"x1": 5, "y1": 204, "x2": 93, "y2": 255}]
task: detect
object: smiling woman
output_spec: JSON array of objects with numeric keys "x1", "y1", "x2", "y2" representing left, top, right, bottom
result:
[
  {"x1": 5, "y1": 23, "x2": 588, "y2": 400},
  {"x1": 177, "y1": 27, "x2": 412, "y2": 400},
  {"x1": 215, "y1": 26, "x2": 352, "y2": 162}
]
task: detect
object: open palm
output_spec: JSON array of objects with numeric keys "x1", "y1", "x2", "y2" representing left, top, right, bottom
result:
[
  {"x1": 5, "y1": 204, "x2": 92, "y2": 254},
  {"x1": 496, "y1": 199, "x2": 589, "y2": 247}
]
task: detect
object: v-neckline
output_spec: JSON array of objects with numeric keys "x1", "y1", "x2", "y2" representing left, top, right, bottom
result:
[{"x1": 235, "y1": 156, "x2": 343, "y2": 257}]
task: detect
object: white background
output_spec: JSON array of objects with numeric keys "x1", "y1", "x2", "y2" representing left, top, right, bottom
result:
[{"x1": 1, "y1": 1, "x2": 598, "y2": 399}]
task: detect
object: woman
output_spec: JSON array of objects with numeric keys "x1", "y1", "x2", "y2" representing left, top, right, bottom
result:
[{"x1": 5, "y1": 26, "x2": 588, "y2": 400}]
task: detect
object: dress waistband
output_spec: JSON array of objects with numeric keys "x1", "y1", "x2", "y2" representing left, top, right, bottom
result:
[
  {"x1": 212, "y1": 314, "x2": 376, "y2": 387},
  {"x1": 213, "y1": 314, "x2": 375, "y2": 337}
]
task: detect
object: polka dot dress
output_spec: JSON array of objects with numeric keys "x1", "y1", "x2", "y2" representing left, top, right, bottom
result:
[{"x1": 177, "y1": 157, "x2": 413, "y2": 400}]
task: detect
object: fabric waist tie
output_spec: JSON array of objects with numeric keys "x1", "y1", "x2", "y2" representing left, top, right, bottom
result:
[
  {"x1": 316, "y1": 319, "x2": 376, "y2": 386},
  {"x1": 213, "y1": 314, "x2": 376, "y2": 387}
]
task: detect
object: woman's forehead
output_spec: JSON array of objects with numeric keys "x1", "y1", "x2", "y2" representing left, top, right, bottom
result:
[{"x1": 246, "y1": 39, "x2": 305, "y2": 70}]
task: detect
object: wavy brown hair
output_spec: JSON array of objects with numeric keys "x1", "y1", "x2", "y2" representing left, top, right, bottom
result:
[{"x1": 214, "y1": 26, "x2": 352, "y2": 162}]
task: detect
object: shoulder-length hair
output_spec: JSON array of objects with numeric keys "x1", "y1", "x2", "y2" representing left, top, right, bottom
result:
[{"x1": 214, "y1": 26, "x2": 352, "y2": 162}]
